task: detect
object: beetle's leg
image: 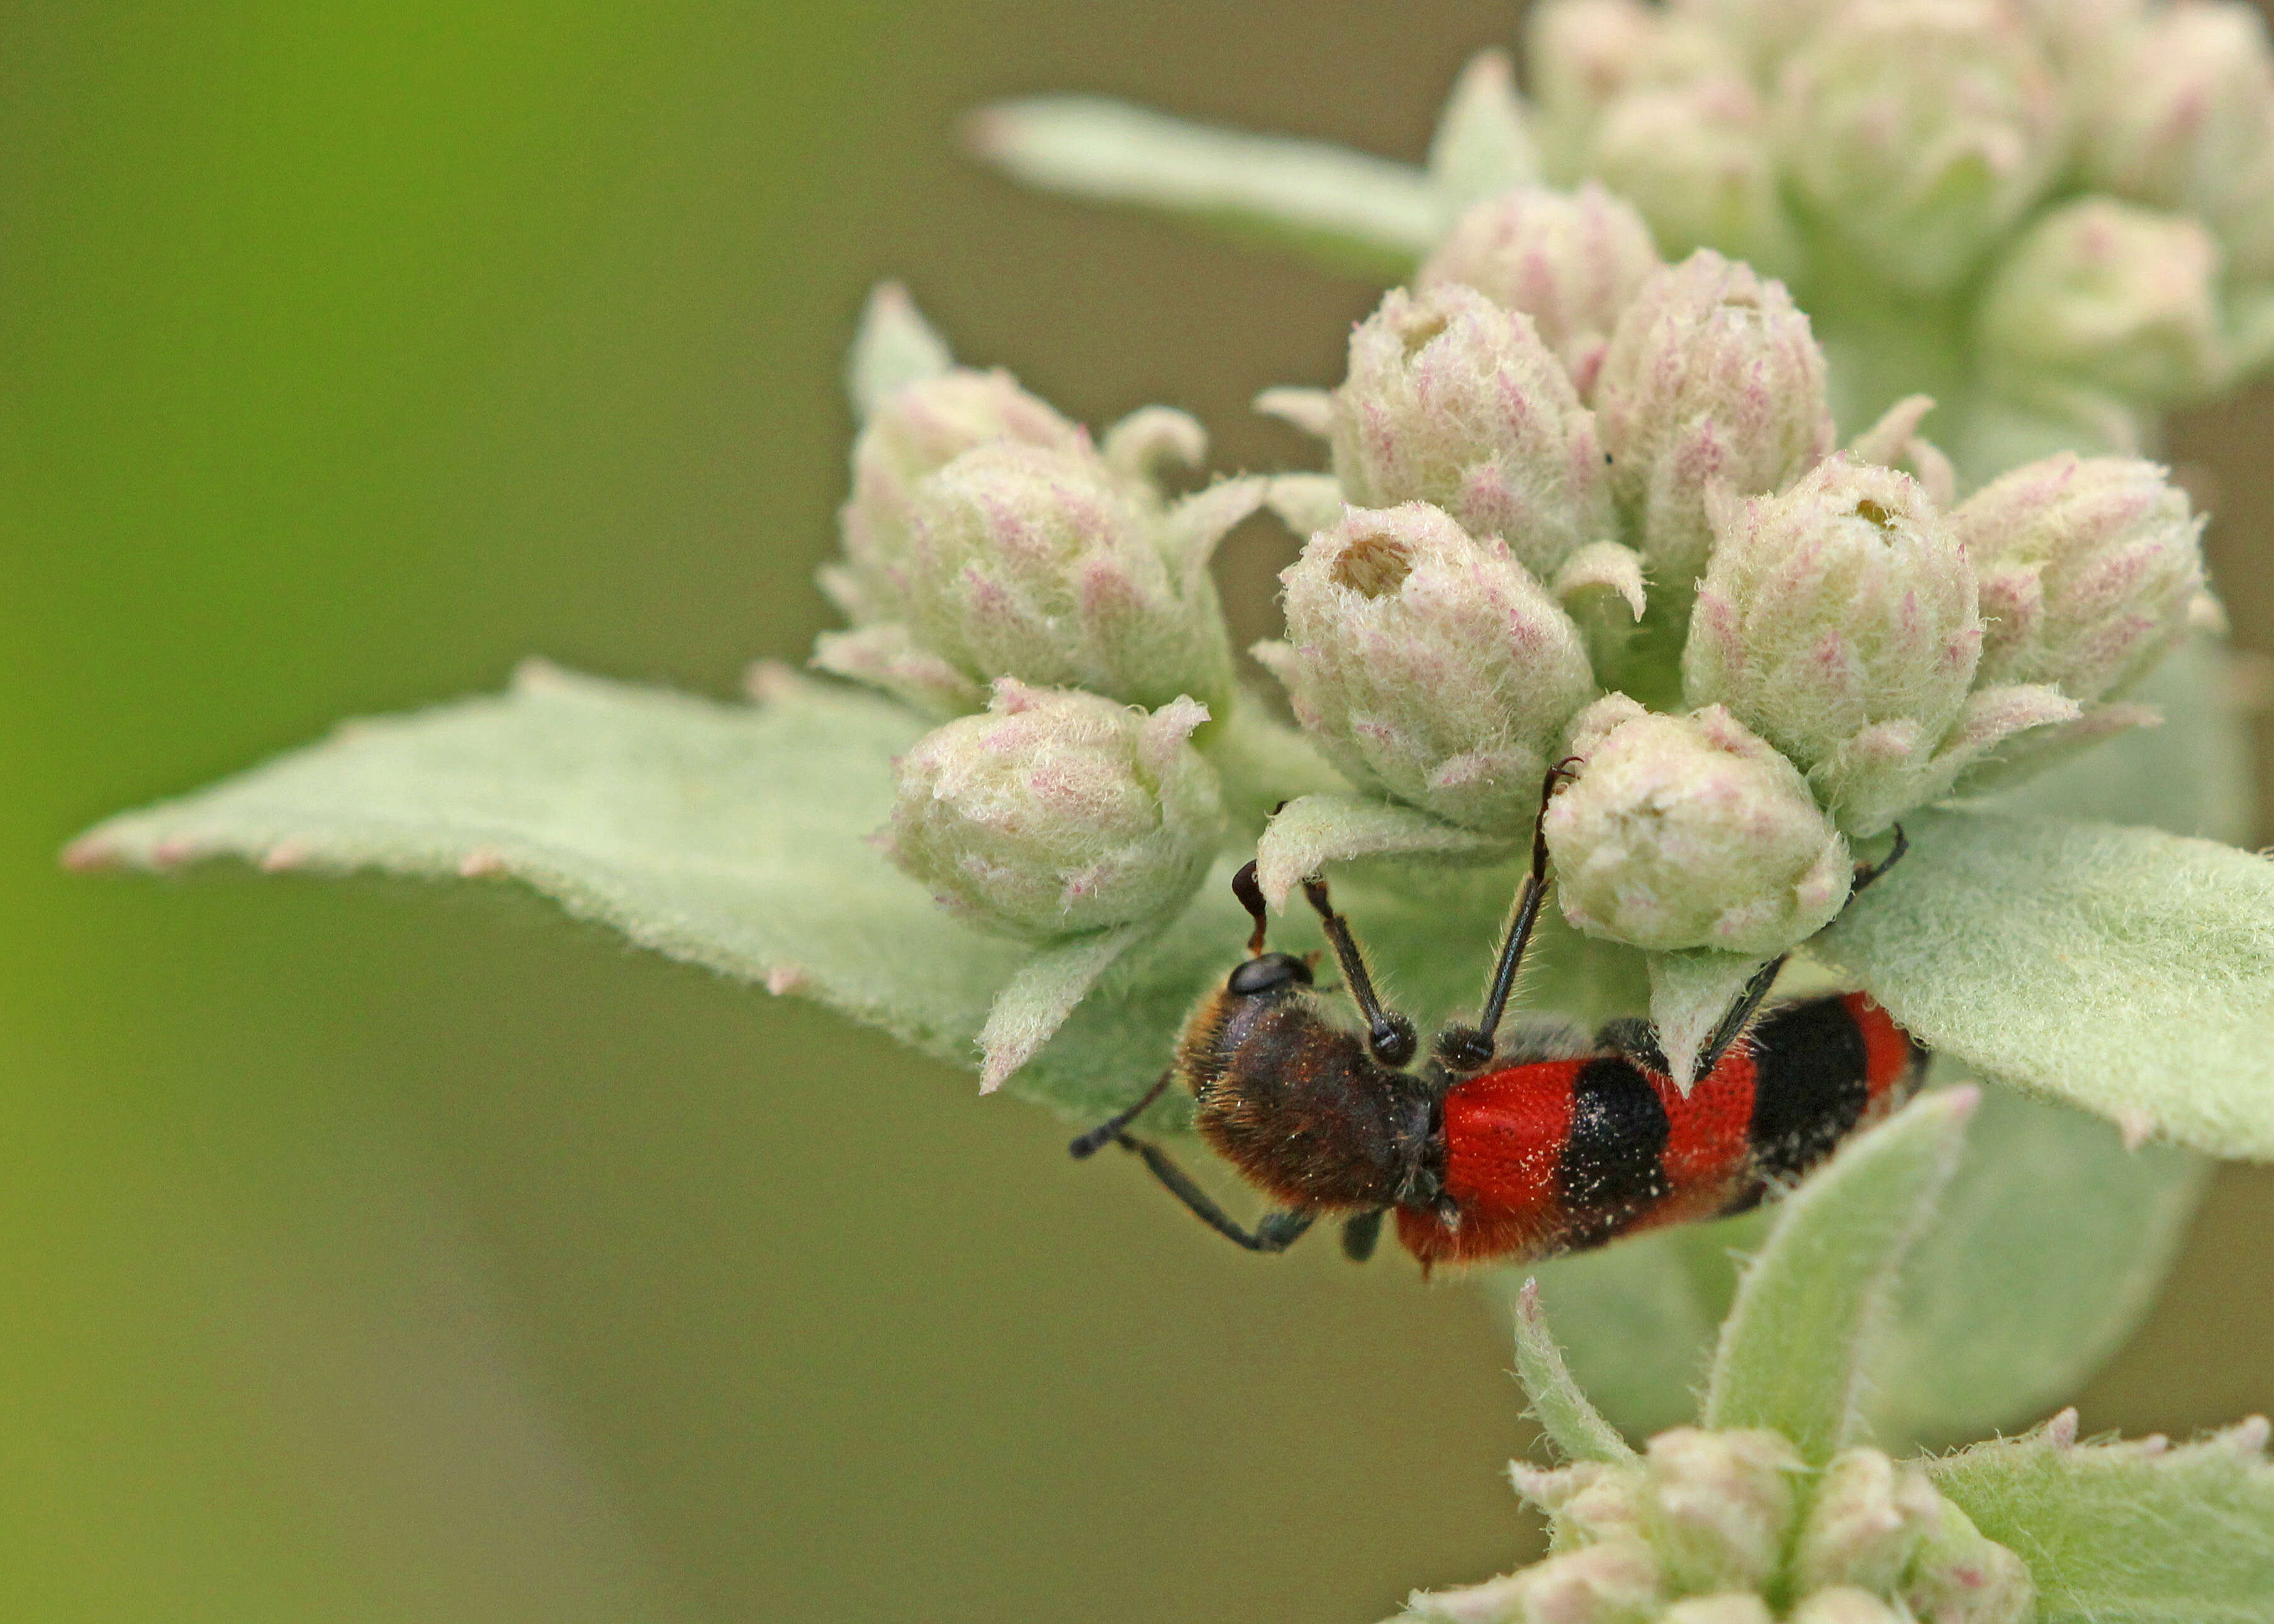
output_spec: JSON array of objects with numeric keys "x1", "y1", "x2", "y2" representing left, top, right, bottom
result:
[
  {"x1": 1341, "y1": 1208, "x2": 1386, "y2": 1263},
  {"x1": 1851, "y1": 824, "x2": 1909, "y2": 896},
  {"x1": 1691, "y1": 954, "x2": 1791, "y2": 1079},
  {"x1": 1068, "y1": 1070, "x2": 1173, "y2": 1160},
  {"x1": 1111, "y1": 1133, "x2": 1316, "y2": 1253}
]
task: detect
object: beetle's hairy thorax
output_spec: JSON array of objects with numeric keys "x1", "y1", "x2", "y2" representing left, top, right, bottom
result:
[{"x1": 1177, "y1": 987, "x2": 1439, "y2": 1212}]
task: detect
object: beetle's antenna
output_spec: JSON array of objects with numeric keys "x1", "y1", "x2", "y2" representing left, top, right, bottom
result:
[
  {"x1": 1436, "y1": 759, "x2": 1579, "y2": 1073},
  {"x1": 1299, "y1": 874, "x2": 1418, "y2": 1068}
]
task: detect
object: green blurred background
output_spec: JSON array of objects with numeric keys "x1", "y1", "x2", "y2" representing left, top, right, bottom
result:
[{"x1": 6, "y1": 3, "x2": 2273, "y2": 1620}]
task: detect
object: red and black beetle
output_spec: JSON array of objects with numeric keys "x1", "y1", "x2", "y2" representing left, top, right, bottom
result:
[{"x1": 1072, "y1": 765, "x2": 1929, "y2": 1270}]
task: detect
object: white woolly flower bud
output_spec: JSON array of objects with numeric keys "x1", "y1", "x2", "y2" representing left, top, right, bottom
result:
[
  {"x1": 1774, "y1": 0, "x2": 2066, "y2": 293},
  {"x1": 1785, "y1": 1590, "x2": 1907, "y2": 1624},
  {"x1": 1977, "y1": 198, "x2": 2231, "y2": 407},
  {"x1": 1591, "y1": 76, "x2": 1804, "y2": 283},
  {"x1": 1545, "y1": 696, "x2": 1852, "y2": 956},
  {"x1": 1637, "y1": 1427, "x2": 1804, "y2": 1596},
  {"x1": 1791, "y1": 1448, "x2": 1942, "y2": 1596},
  {"x1": 1526, "y1": 0, "x2": 1742, "y2": 171},
  {"x1": 1661, "y1": 1598, "x2": 1775, "y2": 1624},
  {"x1": 1257, "y1": 503, "x2": 1598, "y2": 836},
  {"x1": 1684, "y1": 457, "x2": 1997, "y2": 832},
  {"x1": 1670, "y1": 0, "x2": 1844, "y2": 81},
  {"x1": 2076, "y1": 0, "x2": 2274, "y2": 279},
  {"x1": 1902, "y1": 1499, "x2": 2036, "y2": 1624},
  {"x1": 1409, "y1": 1540, "x2": 1663, "y2": 1624},
  {"x1": 884, "y1": 681, "x2": 1222, "y2": 940},
  {"x1": 1950, "y1": 452, "x2": 2207, "y2": 707},
  {"x1": 1328, "y1": 284, "x2": 1615, "y2": 580},
  {"x1": 1419, "y1": 183, "x2": 1662, "y2": 400},
  {"x1": 888, "y1": 441, "x2": 1245, "y2": 714},
  {"x1": 1594, "y1": 252, "x2": 1835, "y2": 590},
  {"x1": 830, "y1": 368, "x2": 1087, "y2": 625}
]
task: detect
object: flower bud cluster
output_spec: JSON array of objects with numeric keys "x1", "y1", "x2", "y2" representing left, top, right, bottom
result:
[
  {"x1": 1409, "y1": 1431, "x2": 2032, "y2": 1624},
  {"x1": 1260, "y1": 204, "x2": 2204, "y2": 958},
  {"x1": 1518, "y1": 0, "x2": 2274, "y2": 420},
  {"x1": 815, "y1": 362, "x2": 1257, "y2": 719},
  {"x1": 883, "y1": 680, "x2": 1223, "y2": 941}
]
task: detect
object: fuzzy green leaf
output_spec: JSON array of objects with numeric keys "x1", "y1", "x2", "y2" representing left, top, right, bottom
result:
[
  {"x1": 1704, "y1": 1089, "x2": 1976, "y2": 1463},
  {"x1": 64, "y1": 666, "x2": 1583, "y2": 1123},
  {"x1": 1863, "y1": 1079, "x2": 2205, "y2": 1448},
  {"x1": 1512, "y1": 1279, "x2": 1636, "y2": 1465},
  {"x1": 1929, "y1": 1415, "x2": 2274, "y2": 1622},
  {"x1": 1820, "y1": 809, "x2": 2274, "y2": 1159},
  {"x1": 965, "y1": 97, "x2": 1435, "y2": 279}
]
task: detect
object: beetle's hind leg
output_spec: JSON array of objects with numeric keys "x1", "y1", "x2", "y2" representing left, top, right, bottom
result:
[{"x1": 1341, "y1": 1208, "x2": 1386, "y2": 1263}]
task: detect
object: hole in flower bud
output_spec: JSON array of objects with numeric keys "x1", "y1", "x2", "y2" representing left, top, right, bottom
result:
[
  {"x1": 1330, "y1": 531, "x2": 1413, "y2": 598},
  {"x1": 1396, "y1": 311, "x2": 1449, "y2": 358},
  {"x1": 1852, "y1": 499, "x2": 1893, "y2": 528}
]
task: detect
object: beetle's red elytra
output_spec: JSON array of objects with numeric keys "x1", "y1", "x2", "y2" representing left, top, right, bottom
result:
[{"x1": 1072, "y1": 763, "x2": 1929, "y2": 1272}]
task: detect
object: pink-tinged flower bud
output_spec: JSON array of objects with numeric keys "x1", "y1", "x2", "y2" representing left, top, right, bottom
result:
[
  {"x1": 1637, "y1": 1427, "x2": 1805, "y2": 1596},
  {"x1": 1546, "y1": 697, "x2": 1852, "y2": 956},
  {"x1": 1950, "y1": 452, "x2": 2206, "y2": 708},
  {"x1": 1328, "y1": 284, "x2": 1615, "y2": 580},
  {"x1": 1774, "y1": 0, "x2": 2066, "y2": 293},
  {"x1": 1526, "y1": 0, "x2": 1742, "y2": 171},
  {"x1": 1595, "y1": 252, "x2": 1835, "y2": 589},
  {"x1": 1257, "y1": 503, "x2": 1598, "y2": 836},
  {"x1": 1978, "y1": 198, "x2": 2231, "y2": 407},
  {"x1": 1901, "y1": 1499, "x2": 2036, "y2": 1624},
  {"x1": 1591, "y1": 76, "x2": 1805, "y2": 283},
  {"x1": 853, "y1": 442, "x2": 1250, "y2": 715},
  {"x1": 829, "y1": 368, "x2": 1087, "y2": 626},
  {"x1": 1791, "y1": 1448, "x2": 1942, "y2": 1596},
  {"x1": 1419, "y1": 183, "x2": 1662, "y2": 399},
  {"x1": 1661, "y1": 1598, "x2": 1776, "y2": 1624},
  {"x1": 884, "y1": 682, "x2": 1222, "y2": 940},
  {"x1": 1410, "y1": 1540, "x2": 1663, "y2": 1624},
  {"x1": 1683, "y1": 457, "x2": 1991, "y2": 833},
  {"x1": 1670, "y1": 0, "x2": 1844, "y2": 81},
  {"x1": 1785, "y1": 1591, "x2": 1906, "y2": 1624},
  {"x1": 2077, "y1": 1, "x2": 2274, "y2": 279}
]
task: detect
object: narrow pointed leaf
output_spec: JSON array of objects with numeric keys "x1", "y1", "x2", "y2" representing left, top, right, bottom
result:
[
  {"x1": 1511, "y1": 1218, "x2": 1759, "y2": 1440},
  {"x1": 978, "y1": 923, "x2": 1150, "y2": 1093},
  {"x1": 966, "y1": 96, "x2": 1437, "y2": 277},
  {"x1": 1426, "y1": 50, "x2": 1540, "y2": 212},
  {"x1": 1819, "y1": 809, "x2": 2274, "y2": 1158},
  {"x1": 1513, "y1": 1279, "x2": 1635, "y2": 1464},
  {"x1": 1647, "y1": 948, "x2": 1773, "y2": 1089},
  {"x1": 1929, "y1": 1417, "x2": 2274, "y2": 1622},
  {"x1": 846, "y1": 281, "x2": 953, "y2": 420},
  {"x1": 1253, "y1": 793, "x2": 1508, "y2": 909},
  {"x1": 1703, "y1": 1089, "x2": 1976, "y2": 1462}
]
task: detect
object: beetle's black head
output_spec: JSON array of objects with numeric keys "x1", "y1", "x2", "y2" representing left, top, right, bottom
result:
[{"x1": 1226, "y1": 952, "x2": 1314, "y2": 997}]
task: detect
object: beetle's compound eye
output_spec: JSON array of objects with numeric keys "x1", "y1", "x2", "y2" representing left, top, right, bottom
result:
[{"x1": 1227, "y1": 953, "x2": 1313, "y2": 996}]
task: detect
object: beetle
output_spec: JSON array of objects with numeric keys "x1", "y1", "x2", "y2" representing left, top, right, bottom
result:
[{"x1": 1070, "y1": 764, "x2": 1928, "y2": 1270}]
